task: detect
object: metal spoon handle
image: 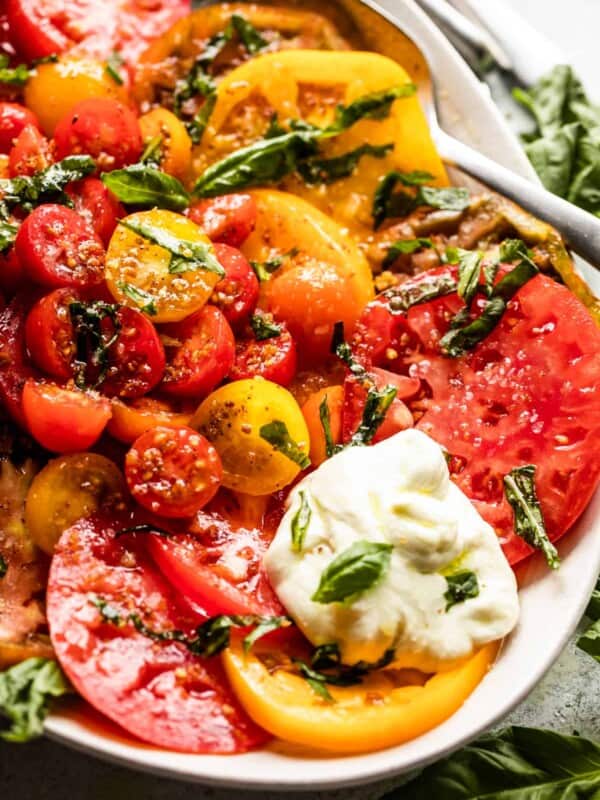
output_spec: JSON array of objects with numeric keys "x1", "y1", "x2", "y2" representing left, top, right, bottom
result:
[{"x1": 436, "y1": 129, "x2": 600, "y2": 267}]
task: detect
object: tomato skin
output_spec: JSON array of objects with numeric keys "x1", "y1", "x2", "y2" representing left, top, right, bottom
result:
[
  {"x1": 8, "y1": 124, "x2": 51, "y2": 177},
  {"x1": 189, "y1": 194, "x2": 257, "y2": 248},
  {"x1": 16, "y1": 204, "x2": 105, "y2": 289},
  {"x1": 0, "y1": 103, "x2": 40, "y2": 154},
  {"x1": 66, "y1": 177, "x2": 125, "y2": 246},
  {"x1": 125, "y1": 426, "x2": 223, "y2": 519},
  {"x1": 210, "y1": 244, "x2": 259, "y2": 328},
  {"x1": 25, "y1": 288, "x2": 79, "y2": 379},
  {"x1": 47, "y1": 514, "x2": 269, "y2": 753},
  {"x1": 6, "y1": 0, "x2": 68, "y2": 61},
  {"x1": 160, "y1": 305, "x2": 235, "y2": 399},
  {"x1": 22, "y1": 379, "x2": 111, "y2": 452},
  {"x1": 230, "y1": 322, "x2": 297, "y2": 387},
  {"x1": 0, "y1": 247, "x2": 24, "y2": 296},
  {"x1": 0, "y1": 294, "x2": 37, "y2": 426},
  {"x1": 54, "y1": 99, "x2": 142, "y2": 171},
  {"x1": 107, "y1": 396, "x2": 193, "y2": 444}
]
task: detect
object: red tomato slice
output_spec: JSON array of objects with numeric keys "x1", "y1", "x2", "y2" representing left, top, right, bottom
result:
[
  {"x1": 47, "y1": 513, "x2": 268, "y2": 753},
  {"x1": 210, "y1": 243, "x2": 259, "y2": 328},
  {"x1": 66, "y1": 177, "x2": 125, "y2": 247},
  {"x1": 0, "y1": 102, "x2": 40, "y2": 154},
  {"x1": 54, "y1": 99, "x2": 142, "y2": 172},
  {"x1": 8, "y1": 123, "x2": 51, "y2": 177},
  {"x1": 160, "y1": 305, "x2": 235, "y2": 399},
  {"x1": 16, "y1": 204, "x2": 105, "y2": 289},
  {"x1": 229, "y1": 317, "x2": 297, "y2": 387},
  {"x1": 147, "y1": 491, "x2": 286, "y2": 617},
  {"x1": 0, "y1": 294, "x2": 37, "y2": 427},
  {"x1": 189, "y1": 194, "x2": 257, "y2": 249},
  {"x1": 25, "y1": 287, "x2": 79, "y2": 379},
  {"x1": 23, "y1": 379, "x2": 111, "y2": 452},
  {"x1": 125, "y1": 426, "x2": 222, "y2": 519},
  {"x1": 354, "y1": 267, "x2": 600, "y2": 564}
]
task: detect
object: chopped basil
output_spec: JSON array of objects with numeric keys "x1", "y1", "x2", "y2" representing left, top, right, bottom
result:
[
  {"x1": 30, "y1": 54, "x2": 59, "y2": 66},
  {"x1": 297, "y1": 143, "x2": 393, "y2": 185},
  {"x1": 69, "y1": 301, "x2": 122, "y2": 390},
  {"x1": 444, "y1": 571, "x2": 480, "y2": 611},
  {"x1": 0, "y1": 155, "x2": 96, "y2": 212},
  {"x1": 140, "y1": 135, "x2": 163, "y2": 167},
  {"x1": 228, "y1": 13, "x2": 269, "y2": 54},
  {"x1": 291, "y1": 490, "x2": 312, "y2": 552},
  {"x1": 105, "y1": 51, "x2": 124, "y2": 85},
  {"x1": 116, "y1": 282, "x2": 158, "y2": 316},
  {"x1": 372, "y1": 170, "x2": 469, "y2": 228},
  {"x1": 0, "y1": 216, "x2": 18, "y2": 255},
  {"x1": 119, "y1": 218, "x2": 225, "y2": 277},
  {"x1": 326, "y1": 84, "x2": 416, "y2": 134},
  {"x1": 249, "y1": 313, "x2": 281, "y2": 341},
  {"x1": 330, "y1": 320, "x2": 367, "y2": 377},
  {"x1": 384, "y1": 272, "x2": 457, "y2": 314},
  {"x1": 250, "y1": 248, "x2": 299, "y2": 282},
  {"x1": 445, "y1": 247, "x2": 483, "y2": 306},
  {"x1": 319, "y1": 394, "x2": 338, "y2": 459},
  {"x1": 242, "y1": 617, "x2": 290, "y2": 654},
  {"x1": 311, "y1": 540, "x2": 392, "y2": 604},
  {"x1": 0, "y1": 658, "x2": 71, "y2": 742},
  {"x1": 504, "y1": 464, "x2": 559, "y2": 569},
  {"x1": 349, "y1": 384, "x2": 397, "y2": 447},
  {"x1": 499, "y1": 238, "x2": 534, "y2": 262},
  {"x1": 293, "y1": 661, "x2": 335, "y2": 702},
  {"x1": 0, "y1": 54, "x2": 31, "y2": 87},
  {"x1": 383, "y1": 237, "x2": 433, "y2": 268},
  {"x1": 259, "y1": 420, "x2": 310, "y2": 469},
  {"x1": 101, "y1": 164, "x2": 190, "y2": 211},
  {"x1": 0, "y1": 553, "x2": 6, "y2": 578}
]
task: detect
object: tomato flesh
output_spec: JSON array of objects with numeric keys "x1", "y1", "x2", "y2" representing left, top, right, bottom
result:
[
  {"x1": 25, "y1": 288, "x2": 79, "y2": 379},
  {"x1": 189, "y1": 194, "x2": 257, "y2": 249},
  {"x1": 47, "y1": 514, "x2": 268, "y2": 753},
  {"x1": 230, "y1": 320, "x2": 297, "y2": 387},
  {"x1": 210, "y1": 243, "x2": 259, "y2": 328},
  {"x1": 0, "y1": 103, "x2": 40, "y2": 154},
  {"x1": 8, "y1": 124, "x2": 50, "y2": 177},
  {"x1": 66, "y1": 177, "x2": 125, "y2": 247}
]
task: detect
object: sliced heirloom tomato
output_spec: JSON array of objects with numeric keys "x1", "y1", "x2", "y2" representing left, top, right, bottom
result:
[
  {"x1": 354, "y1": 266, "x2": 600, "y2": 564},
  {"x1": 189, "y1": 194, "x2": 258, "y2": 249},
  {"x1": 223, "y1": 634, "x2": 497, "y2": 753},
  {"x1": 160, "y1": 305, "x2": 235, "y2": 399},
  {"x1": 0, "y1": 102, "x2": 40, "y2": 154},
  {"x1": 47, "y1": 514, "x2": 268, "y2": 753},
  {"x1": 8, "y1": 123, "x2": 51, "y2": 177},
  {"x1": 230, "y1": 317, "x2": 297, "y2": 387},
  {"x1": 25, "y1": 288, "x2": 80, "y2": 379},
  {"x1": 66, "y1": 177, "x2": 125, "y2": 246},
  {"x1": 209, "y1": 244, "x2": 259, "y2": 328}
]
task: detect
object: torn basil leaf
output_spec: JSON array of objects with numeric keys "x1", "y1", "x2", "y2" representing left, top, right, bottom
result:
[
  {"x1": 297, "y1": 143, "x2": 393, "y2": 185},
  {"x1": 1, "y1": 155, "x2": 96, "y2": 212},
  {"x1": 250, "y1": 248, "x2": 299, "y2": 282},
  {"x1": 0, "y1": 54, "x2": 31, "y2": 87},
  {"x1": 350, "y1": 384, "x2": 397, "y2": 447},
  {"x1": 330, "y1": 320, "x2": 366, "y2": 377},
  {"x1": 319, "y1": 394, "x2": 338, "y2": 459},
  {"x1": 259, "y1": 420, "x2": 310, "y2": 469},
  {"x1": 372, "y1": 170, "x2": 434, "y2": 228},
  {"x1": 291, "y1": 490, "x2": 312, "y2": 552},
  {"x1": 444, "y1": 571, "x2": 480, "y2": 611},
  {"x1": 325, "y1": 84, "x2": 416, "y2": 134},
  {"x1": 504, "y1": 464, "x2": 558, "y2": 569},
  {"x1": 311, "y1": 540, "x2": 392, "y2": 604},
  {"x1": 101, "y1": 164, "x2": 190, "y2": 211},
  {"x1": 105, "y1": 51, "x2": 124, "y2": 85},
  {"x1": 293, "y1": 661, "x2": 335, "y2": 702},
  {"x1": 383, "y1": 237, "x2": 432, "y2": 268},
  {"x1": 116, "y1": 282, "x2": 158, "y2": 316},
  {"x1": 140, "y1": 135, "x2": 163, "y2": 167},
  {"x1": 0, "y1": 217, "x2": 18, "y2": 255},
  {"x1": 446, "y1": 247, "x2": 483, "y2": 306},
  {"x1": 250, "y1": 313, "x2": 281, "y2": 341}
]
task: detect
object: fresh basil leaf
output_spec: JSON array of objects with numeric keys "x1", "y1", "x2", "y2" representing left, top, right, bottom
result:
[
  {"x1": 1, "y1": 155, "x2": 96, "y2": 211},
  {"x1": 186, "y1": 92, "x2": 218, "y2": 144},
  {"x1": 319, "y1": 394, "x2": 338, "y2": 459},
  {"x1": 504, "y1": 464, "x2": 558, "y2": 569},
  {"x1": 297, "y1": 143, "x2": 393, "y2": 185},
  {"x1": 372, "y1": 170, "x2": 435, "y2": 228},
  {"x1": 0, "y1": 54, "x2": 31, "y2": 86},
  {"x1": 324, "y1": 84, "x2": 416, "y2": 135},
  {"x1": 69, "y1": 300, "x2": 121, "y2": 390},
  {"x1": 311, "y1": 540, "x2": 392, "y2": 604},
  {"x1": 101, "y1": 164, "x2": 190, "y2": 211},
  {"x1": 350, "y1": 384, "x2": 397, "y2": 447},
  {"x1": 250, "y1": 312, "x2": 281, "y2": 340},
  {"x1": 140, "y1": 135, "x2": 163, "y2": 167},
  {"x1": 228, "y1": 13, "x2": 268, "y2": 54},
  {"x1": 385, "y1": 272, "x2": 457, "y2": 314},
  {"x1": 388, "y1": 726, "x2": 600, "y2": 799},
  {"x1": 291, "y1": 490, "x2": 312, "y2": 553},
  {"x1": 259, "y1": 420, "x2": 310, "y2": 468},
  {"x1": 119, "y1": 218, "x2": 224, "y2": 277},
  {"x1": 0, "y1": 658, "x2": 71, "y2": 742},
  {"x1": 383, "y1": 237, "x2": 432, "y2": 268},
  {"x1": 444, "y1": 570, "x2": 479, "y2": 611},
  {"x1": 116, "y1": 282, "x2": 158, "y2": 316},
  {"x1": 242, "y1": 616, "x2": 290, "y2": 654},
  {"x1": 446, "y1": 247, "x2": 483, "y2": 306},
  {"x1": 0, "y1": 553, "x2": 6, "y2": 578},
  {"x1": 416, "y1": 185, "x2": 471, "y2": 211},
  {"x1": 293, "y1": 661, "x2": 335, "y2": 702},
  {"x1": 499, "y1": 238, "x2": 534, "y2": 262},
  {"x1": 250, "y1": 248, "x2": 298, "y2": 282},
  {"x1": 105, "y1": 51, "x2": 124, "y2": 85}
]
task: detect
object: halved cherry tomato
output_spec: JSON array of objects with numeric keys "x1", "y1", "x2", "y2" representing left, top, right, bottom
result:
[
  {"x1": 8, "y1": 124, "x2": 51, "y2": 177},
  {"x1": 54, "y1": 98, "x2": 142, "y2": 171},
  {"x1": 189, "y1": 194, "x2": 258, "y2": 248},
  {"x1": 0, "y1": 102, "x2": 40, "y2": 154},
  {"x1": 209, "y1": 243, "x2": 259, "y2": 328},
  {"x1": 160, "y1": 305, "x2": 235, "y2": 399},
  {"x1": 125, "y1": 425, "x2": 222, "y2": 518},
  {"x1": 0, "y1": 294, "x2": 37, "y2": 426},
  {"x1": 107, "y1": 396, "x2": 193, "y2": 444},
  {"x1": 47, "y1": 513, "x2": 268, "y2": 753},
  {"x1": 25, "y1": 288, "x2": 79, "y2": 379},
  {"x1": 230, "y1": 318, "x2": 297, "y2": 387},
  {"x1": 0, "y1": 246, "x2": 24, "y2": 296},
  {"x1": 223, "y1": 634, "x2": 497, "y2": 753},
  {"x1": 22, "y1": 379, "x2": 111, "y2": 452},
  {"x1": 138, "y1": 108, "x2": 192, "y2": 180},
  {"x1": 66, "y1": 177, "x2": 125, "y2": 246},
  {"x1": 25, "y1": 452, "x2": 126, "y2": 554},
  {"x1": 147, "y1": 491, "x2": 285, "y2": 617},
  {"x1": 301, "y1": 385, "x2": 343, "y2": 466},
  {"x1": 16, "y1": 204, "x2": 105, "y2": 289}
]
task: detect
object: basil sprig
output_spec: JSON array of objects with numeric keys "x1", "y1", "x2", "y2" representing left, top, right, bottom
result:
[
  {"x1": 372, "y1": 169, "x2": 470, "y2": 228},
  {"x1": 290, "y1": 490, "x2": 312, "y2": 552},
  {"x1": 193, "y1": 84, "x2": 416, "y2": 197},
  {"x1": 101, "y1": 164, "x2": 190, "y2": 211},
  {"x1": 444, "y1": 570, "x2": 480, "y2": 611},
  {"x1": 259, "y1": 420, "x2": 310, "y2": 469},
  {"x1": 249, "y1": 312, "x2": 281, "y2": 340},
  {"x1": 119, "y1": 218, "x2": 225, "y2": 277},
  {"x1": 383, "y1": 237, "x2": 432, "y2": 268},
  {"x1": 0, "y1": 54, "x2": 31, "y2": 86},
  {"x1": 503, "y1": 464, "x2": 559, "y2": 569},
  {"x1": 312, "y1": 540, "x2": 392, "y2": 604},
  {"x1": 298, "y1": 142, "x2": 393, "y2": 185},
  {"x1": 0, "y1": 155, "x2": 96, "y2": 212}
]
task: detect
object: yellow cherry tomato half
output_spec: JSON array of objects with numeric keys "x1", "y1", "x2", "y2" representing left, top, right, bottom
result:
[
  {"x1": 191, "y1": 377, "x2": 310, "y2": 495},
  {"x1": 25, "y1": 453, "x2": 126, "y2": 555},
  {"x1": 138, "y1": 108, "x2": 192, "y2": 181},
  {"x1": 107, "y1": 397, "x2": 194, "y2": 444},
  {"x1": 24, "y1": 58, "x2": 128, "y2": 136},
  {"x1": 223, "y1": 637, "x2": 498, "y2": 753},
  {"x1": 301, "y1": 385, "x2": 343, "y2": 467},
  {"x1": 105, "y1": 209, "x2": 222, "y2": 323}
]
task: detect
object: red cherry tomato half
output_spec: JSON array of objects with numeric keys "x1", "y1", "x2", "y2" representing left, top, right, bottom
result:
[
  {"x1": 25, "y1": 288, "x2": 79, "y2": 380},
  {"x1": 210, "y1": 243, "x2": 259, "y2": 328},
  {"x1": 188, "y1": 193, "x2": 257, "y2": 248},
  {"x1": 23, "y1": 379, "x2": 111, "y2": 452},
  {"x1": 8, "y1": 123, "x2": 51, "y2": 177},
  {"x1": 47, "y1": 514, "x2": 268, "y2": 753},
  {"x1": 16, "y1": 204, "x2": 105, "y2": 289},
  {"x1": 66, "y1": 177, "x2": 125, "y2": 246},
  {"x1": 0, "y1": 246, "x2": 24, "y2": 296},
  {"x1": 230, "y1": 318, "x2": 297, "y2": 387},
  {"x1": 126, "y1": 426, "x2": 223, "y2": 519},
  {"x1": 0, "y1": 294, "x2": 37, "y2": 427},
  {"x1": 0, "y1": 102, "x2": 40, "y2": 154},
  {"x1": 54, "y1": 98, "x2": 142, "y2": 171},
  {"x1": 160, "y1": 305, "x2": 235, "y2": 399}
]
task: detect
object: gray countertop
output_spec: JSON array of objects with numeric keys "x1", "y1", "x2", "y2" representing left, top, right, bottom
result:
[{"x1": 2, "y1": 1, "x2": 599, "y2": 797}]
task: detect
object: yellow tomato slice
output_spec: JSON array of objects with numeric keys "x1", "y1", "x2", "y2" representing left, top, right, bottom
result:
[
  {"x1": 107, "y1": 397, "x2": 194, "y2": 444},
  {"x1": 223, "y1": 637, "x2": 499, "y2": 753},
  {"x1": 191, "y1": 377, "x2": 310, "y2": 495},
  {"x1": 105, "y1": 209, "x2": 222, "y2": 323}
]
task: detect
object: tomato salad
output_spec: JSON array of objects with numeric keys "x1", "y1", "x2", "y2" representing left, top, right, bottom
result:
[{"x1": 0, "y1": 1, "x2": 599, "y2": 756}]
